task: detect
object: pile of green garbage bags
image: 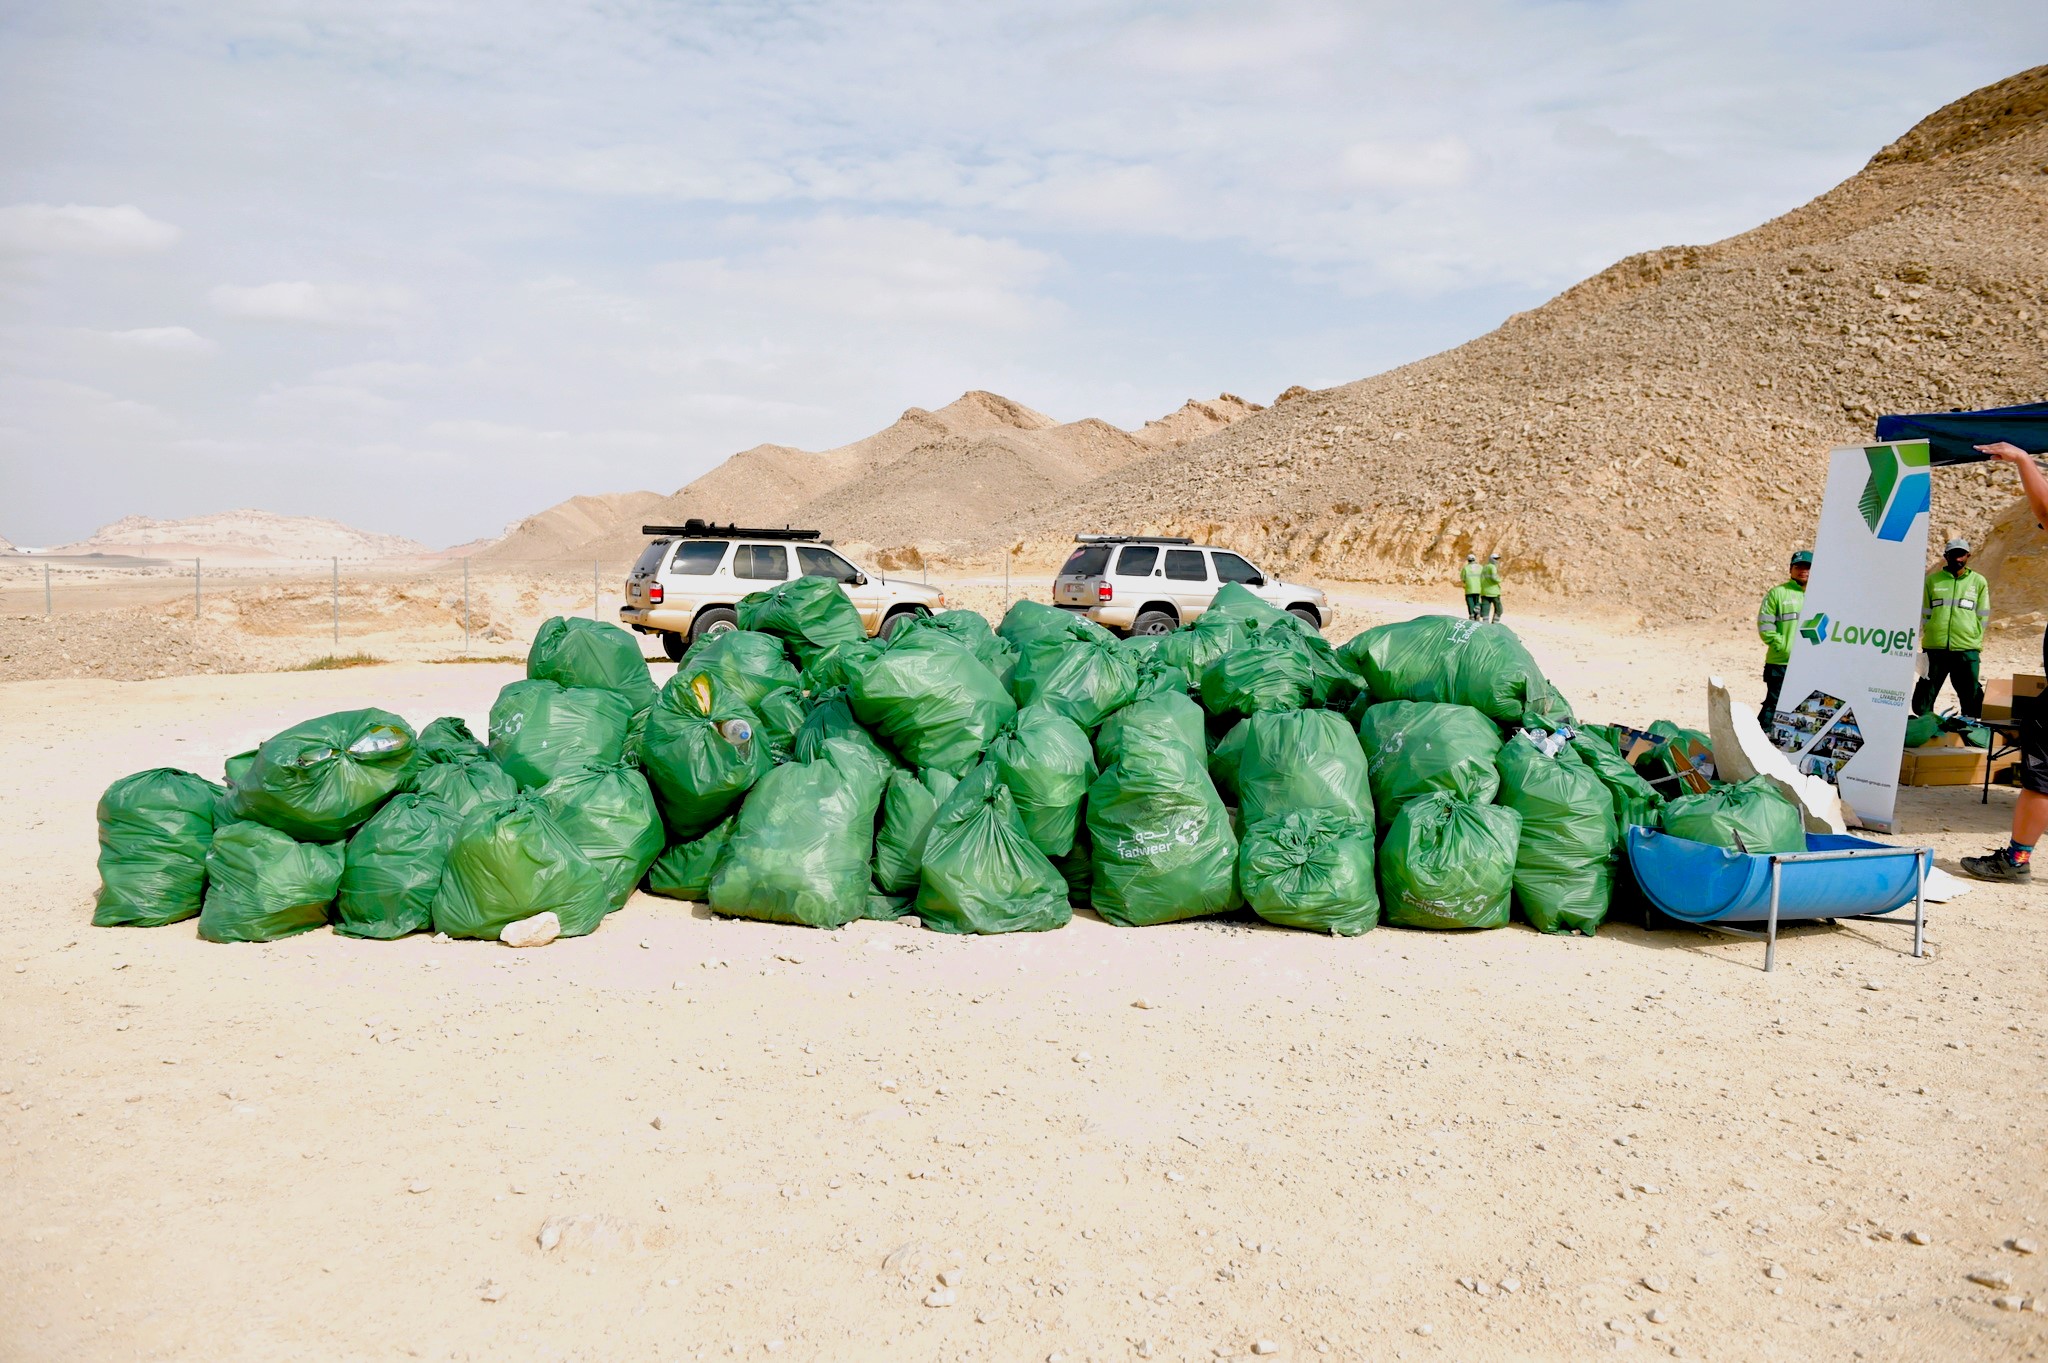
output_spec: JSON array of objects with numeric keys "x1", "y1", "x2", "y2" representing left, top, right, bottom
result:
[{"x1": 94, "y1": 578, "x2": 1806, "y2": 946}]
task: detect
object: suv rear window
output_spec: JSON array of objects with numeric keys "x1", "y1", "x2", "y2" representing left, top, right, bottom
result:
[
  {"x1": 1117, "y1": 545, "x2": 1158, "y2": 575},
  {"x1": 1164, "y1": 549, "x2": 1207, "y2": 581},
  {"x1": 632, "y1": 540, "x2": 672, "y2": 576},
  {"x1": 1061, "y1": 545, "x2": 1110, "y2": 577},
  {"x1": 670, "y1": 540, "x2": 727, "y2": 576},
  {"x1": 1212, "y1": 552, "x2": 1261, "y2": 584},
  {"x1": 733, "y1": 544, "x2": 789, "y2": 580}
]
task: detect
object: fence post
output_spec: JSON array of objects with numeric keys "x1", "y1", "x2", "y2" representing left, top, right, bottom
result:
[
  {"x1": 593, "y1": 560, "x2": 600, "y2": 622},
  {"x1": 193, "y1": 558, "x2": 201, "y2": 620},
  {"x1": 44, "y1": 563, "x2": 51, "y2": 617},
  {"x1": 331, "y1": 557, "x2": 339, "y2": 647},
  {"x1": 463, "y1": 557, "x2": 471, "y2": 653},
  {"x1": 1003, "y1": 548, "x2": 1010, "y2": 609}
]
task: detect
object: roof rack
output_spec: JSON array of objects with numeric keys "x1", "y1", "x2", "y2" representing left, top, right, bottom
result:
[
  {"x1": 644, "y1": 519, "x2": 825, "y2": 543},
  {"x1": 1074, "y1": 533, "x2": 1196, "y2": 545}
]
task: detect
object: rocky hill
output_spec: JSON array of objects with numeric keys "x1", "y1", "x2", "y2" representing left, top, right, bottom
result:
[
  {"x1": 46, "y1": 510, "x2": 431, "y2": 563},
  {"x1": 1001, "y1": 66, "x2": 2048, "y2": 617},
  {"x1": 481, "y1": 390, "x2": 1261, "y2": 565}
]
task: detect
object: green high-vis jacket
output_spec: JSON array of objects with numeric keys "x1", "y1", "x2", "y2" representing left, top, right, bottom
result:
[
  {"x1": 1757, "y1": 580, "x2": 1805, "y2": 666},
  {"x1": 1480, "y1": 563, "x2": 1502, "y2": 597},
  {"x1": 1460, "y1": 562, "x2": 1484, "y2": 593},
  {"x1": 1921, "y1": 567, "x2": 1989, "y2": 651}
]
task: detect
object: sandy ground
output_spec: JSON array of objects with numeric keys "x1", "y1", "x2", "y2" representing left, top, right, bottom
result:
[{"x1": 4, "y1": 586, "x2": 2046, "y2": 1363}]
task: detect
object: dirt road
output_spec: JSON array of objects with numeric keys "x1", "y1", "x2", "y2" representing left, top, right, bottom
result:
[{"x1": 4, "y1": 596, "x2": 2045, "y2": 1362}]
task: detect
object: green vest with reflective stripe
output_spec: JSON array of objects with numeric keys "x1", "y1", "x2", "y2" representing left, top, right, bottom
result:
[
  {"x1": 1921, "y1": 567, "x2": 1989, "y2": 651},
  {"x1": 1460, "y1": 563, "x2": 1484, "y2": 593},
  {"x1": 1757, "y1": 580, "x2": 1804, "y2": 666},
  {"x1": 1480, "y1": 563, "x2": 1502, "y2": 597}
]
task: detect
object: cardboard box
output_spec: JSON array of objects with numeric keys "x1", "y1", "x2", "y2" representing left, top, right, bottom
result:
[
  {"x1": 1982, "y1": 673, "x2": 2045, "y2": 723},
  {"x1": 1898, "y1": 742, "x2": 2019, "y2": 787}
]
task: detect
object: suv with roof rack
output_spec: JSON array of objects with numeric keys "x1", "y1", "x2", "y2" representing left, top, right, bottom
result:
[
  {"x1": 620, "y1": 520, "x2": 946, "y2": 659},
  {"x1": 1052, "y1": 535, "x2": 1330, "y2": 636}
]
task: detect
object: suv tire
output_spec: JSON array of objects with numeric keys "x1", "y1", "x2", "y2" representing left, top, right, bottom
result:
[
  {"x1": 690, "y1": 606, "x2": 740, "y2": 646},
  {"x1": 1130, "y1": 609, "x2": 1177, "y2": 637},
  {"x1": 1286, "y1": 606, "x2": 1322, "y2": 632},
  {"x1": 878, "y1": 606, "x2": 927, "y2": 641},
  {"x1": 659, "y1": 631, "x2": 687, "y2": 662}
]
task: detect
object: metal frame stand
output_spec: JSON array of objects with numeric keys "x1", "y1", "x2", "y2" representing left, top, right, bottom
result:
[{"x1": 1674, "y1": 845, "x2": 1930, "y2": 972}]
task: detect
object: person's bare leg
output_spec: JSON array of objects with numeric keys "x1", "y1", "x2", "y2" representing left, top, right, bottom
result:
[
  {"x1": 2016, "y1": 790, "x2": 2048, "y2": 847},
  {"x1": 1965, "y1": 789, "x2": 2048, "y2": 882}
]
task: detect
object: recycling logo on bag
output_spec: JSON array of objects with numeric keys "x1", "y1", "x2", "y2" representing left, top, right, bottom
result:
[{"x1": 1858, "y1": 443, "x2": 1931, "y2": 543}]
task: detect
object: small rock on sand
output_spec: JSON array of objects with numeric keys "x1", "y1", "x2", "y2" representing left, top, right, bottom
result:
[{"x1": 501, "y1": 912, "x2": 561, "y2": 948}]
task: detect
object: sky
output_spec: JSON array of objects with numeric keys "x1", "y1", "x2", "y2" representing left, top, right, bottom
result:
[{"x1": 2, "y1": 2, "x2": 2043, "y2": 550}]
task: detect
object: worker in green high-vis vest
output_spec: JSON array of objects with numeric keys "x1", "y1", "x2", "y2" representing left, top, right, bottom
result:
[
  {"x1": 1756, "y1": 549, "x2": 1811, "y2": 727},
  {"x1": 1460, "y1": 554, "x2": 1485, "y2": 620},
  {"x1": 1479, "y1": 552, "x2": 1504, "y2": 621},
  {"x1": 1913, "y1": 537, "x2": 1990, "y2": 720}
]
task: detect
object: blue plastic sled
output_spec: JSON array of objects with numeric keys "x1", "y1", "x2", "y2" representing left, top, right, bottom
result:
[{"x1": 1625, "y1": 827, "x2": 1930, "y2": 972}]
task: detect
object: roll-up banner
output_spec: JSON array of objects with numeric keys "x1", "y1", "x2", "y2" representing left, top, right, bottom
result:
[{"x1": 1767, "y1": 440, "x2": 1931, "y2": 832}]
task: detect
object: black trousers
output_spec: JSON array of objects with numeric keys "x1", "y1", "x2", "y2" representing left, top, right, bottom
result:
[
  {"x1": 1480, "y1": 595, "x2": 1502, "y2": 621},
  {"x1": 1912, "y1": 648, "x2": 1983, "y2": 719},
  {"x1": 1465, "y1": 593, "x2": 1483, "y2": 619},
  {"x1": 1760, "y1": 662, "x2": 1788, "y2": 726}
]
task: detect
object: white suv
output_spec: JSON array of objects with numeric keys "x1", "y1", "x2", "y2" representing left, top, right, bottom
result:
[
  {"x1": 620, "y1": 522, "x2": 946, "y2": 658},
  {"x1": 1052, "y1": 535, "x2": 1330, "y2": 636}
]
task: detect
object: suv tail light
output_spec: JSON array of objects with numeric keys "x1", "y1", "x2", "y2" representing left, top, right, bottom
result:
[
  {"x1": 648, "y1": 583, "x2": 664, "y2": 604},
  {"x1": 1097, "y1": 582, "x2": 1113, "y2": 602}
]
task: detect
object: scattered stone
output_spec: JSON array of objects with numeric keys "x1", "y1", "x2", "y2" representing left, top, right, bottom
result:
[
  {"x1": 1413, "y1": 1325, "x2": 1433, "y2": 1337},
  {"x1": 1253, "y1": 1343, "x2": 1280, "y2": 1357},
  {"x1": 1607, "y1": 1319, "x2": 1635, "y2": 1335},
  {"x1": 1499, "y1": 1277, "x2": 1521, "y2": 1294},
  {"x1": 1132, "y1": 997, "x2": 1156, "y2": 1009},
  {"x1": 1995, "y1": 1295, "x2": 2026, "y2": 1312},
  {"x1": 1642, "y1": 1276, "x2": 1669, "y2": 1294},
  {"x1": 1136, "y1": 1342, "x2": 1155, "y2": 1359},
  {"x1": 500, "y1": 912, "x2": 561, "y2": 948},
  {"x1": 2011, "y1": 1237, "x2": 2040, "y2": 1256},
  {"x1": 1905, "y1": 1230, "x2": 1932, "y2": 1246},
  {"x1": 1074, "y1": 1051, "x2": 1092, "y2": 1064},
  {"x1": 938, "y1": 1268, "x2": 962, "y2": 1288},
  {"x1": 407, "y1": 1181, "x2": 432, "y2": 1194},
  {"x1": 478, "y1": 1281, "x2": 506, "y2": 1303},
  {"x1": 1647, "y1": 1308, "x2": 1671, "y2": 1325},
  {"x1": 899, "y1": 916, "x2": 922, "y2": 930},
  {"x1": 1969, "y1": 1270, "x2": 2015, "y2": 1290},
  {"x1": 1765, "y1": 1264, "x2": 1787, "y2": 1280},
  {"x1": 650, "y1": 1114, "x2": 667, "y2": 1131},
  {"x1": 924, "y1": 1288, "x2": 957, "y2": 1308},
  {"x1": 764, "y1": 1340, "x2": 784, "y2": 1353}
]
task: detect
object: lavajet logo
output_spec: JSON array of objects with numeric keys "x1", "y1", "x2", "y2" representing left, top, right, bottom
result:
[{"x1": 1800, "y1": 611, "x2": 1917, "y2": 656}]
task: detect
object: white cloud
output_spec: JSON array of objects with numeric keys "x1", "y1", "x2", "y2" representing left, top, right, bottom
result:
[
  {"x1": 93, "y1": 325, "x2": 217, "y2": 356},
  {"x1": 0, "y1": 203, "x2": 180, "y2": 256},
  {"x1": 310, "y1": 360, "x2": 437, "y2": 388},
  {"x1": 208, "y1": 280, "x2": 417, "y2": 327},
  {"x1": 1339, "y1": 137, "x2": 1476, "y2": 191}
]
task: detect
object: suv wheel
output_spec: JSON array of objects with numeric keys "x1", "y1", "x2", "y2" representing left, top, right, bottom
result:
[
  {"x1": 660, "y1": 631, "x2": 687, "y2": 662},
  {"x1": 690, "y1": 606, "x2": 739, "y2": 646},
  {"x1": 1286, "y1": 606, "x2": 1322, "y2": 631},
  {"x1": 1131, "y1": 610, "x2": 1177, "y2": 637},
  {"x1": 878, "y1": 607, "x2": 926, "y2": 641}
]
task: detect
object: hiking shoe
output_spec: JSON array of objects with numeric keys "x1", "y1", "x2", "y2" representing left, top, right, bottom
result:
[{"x1": 1961, "y1": 847, "x2": 2032, "y2": 883}]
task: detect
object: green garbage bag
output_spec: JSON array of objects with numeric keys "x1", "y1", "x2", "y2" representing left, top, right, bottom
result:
[
  {"x1": 894, "y1": 610, "x2": 1019, "y2": 687},
  {"x1": 1229, "y1": 709, "x2": 1374, "y2": 829},
  {"x1": 865, "y1": 890, "x2": 913, "y2": 921},
  {"x1": 793, "y1": 686, "x2": 897, "y2": 783},
  {"x1": 1094, "y1": 688, "x2": 1207, "y2": 769},
  {"x1": 527, "y1": 615, "x2": 657, "y2": 717},
  {"x1": 1378, "y1": 794, "x2": 1522, "y2": 930},
  {"x1": 1208, "y1": 719, "x2": 1249, "y2": 805},
  {"x1": 216, "y1": 748, "x2": 256, "y2": 825},
  {"x1": 1355, "y1": 700, "x2": 1503, "y2": 830},
  {"x1": 645, "y1": 816, "x2": 734, "y2": 901},
  {"x1": 1199, "y1": 628, "x2": 1316, "y2": 718},
  {"x1": 335, "y1": 793, "x2": 461, "y2": 939},
  {"x1": 873, "y1": 767, "x2": 961, "y2": 895},
  {"x1": 1633, "y1": 721, "x2": 1715, "y2": 787},
  {"x1": 1012, "y1": 634, "x2": 1142, "y2": 731},
  {"x1": 1568, "y1": 734, "x2": 1664, "y2": 832},
  {"x1": 93, "y1": 768, "x2": 222, "y2": 928},
  {"x1": 988, "y1": 705, "x2": 1095, "y2": 857},
  {"x1": 754, "y1": 686, "x2": 807, "y2": 764},
  {"x1": 538, "y1": 761, "x2": 665, "y2": 910},
  {"x1": 1154, "y1": 610, "x2": 1250, "y2": 681},
  {"x1": 639, "y1": 672, "x2": 772, "y2": 837},
  {"x1": 1495, "y1": 733, "x2": 1617, "y2": 935},
  {"x1": 737, "y1": 575, "x2": 866, "y2": 669},
  {"x1": 997, "y1": 599, "x2": 1113, "y2": 652},
  {"x1": 915, "y1": 766, "x2": 1071, "y2": 934},
  {"x1": 229, "y1": 708, "x2": 418, "y2": 842},
  {"x1": 410, "y1": 757, "x2": 519, "y2": 818},
  {"x1": 1128, "y1": 654, "x2": 1192, "y2": 702},
  {"x1": 799, "y1": 637, "x2": 884, "y2": 694},
  {"x1": 1086, "y1": 743, "x2": 1240, "y2": 927},
  {"x1": 489, "y1": 681, "x2": 631, "y2": 790},
  {"x1": 1238, "y1": 809, "x2": 1379, "y2": 935},
  {"x1": 1342, "y1": 616, "x2": 1556, "y2": 724},
  {"x1": 1662, "y1": 775, "x2": 1805, "y2": 854},
  {"x1": 1902, "y1": 712, "x2": 1940, "y2": 748},
  {"x1": 1054, "y1": 823, "x2": 1093, "y2": 906},
  {"x1": 708, "y1": 737, "x2": 889, "y2": 928},
  {"x1": 431, "y1": 794, "x2": 611, "y2": 940},
  {"x1": 850, "y1": 640, "x2": 1017, "y2": 776},
  {"x1": 199, "y1": 821, "x2": 344, "y2": 942},
  {"x1": 678, "y1": 629, "x2": 800, "y2": 711},
  {"x1": 1573, "y1": 723, "x2": 1626, "y2": 757},
  {"x1": 417, "y1": 716, "x2": 491, "y2": 765}
]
